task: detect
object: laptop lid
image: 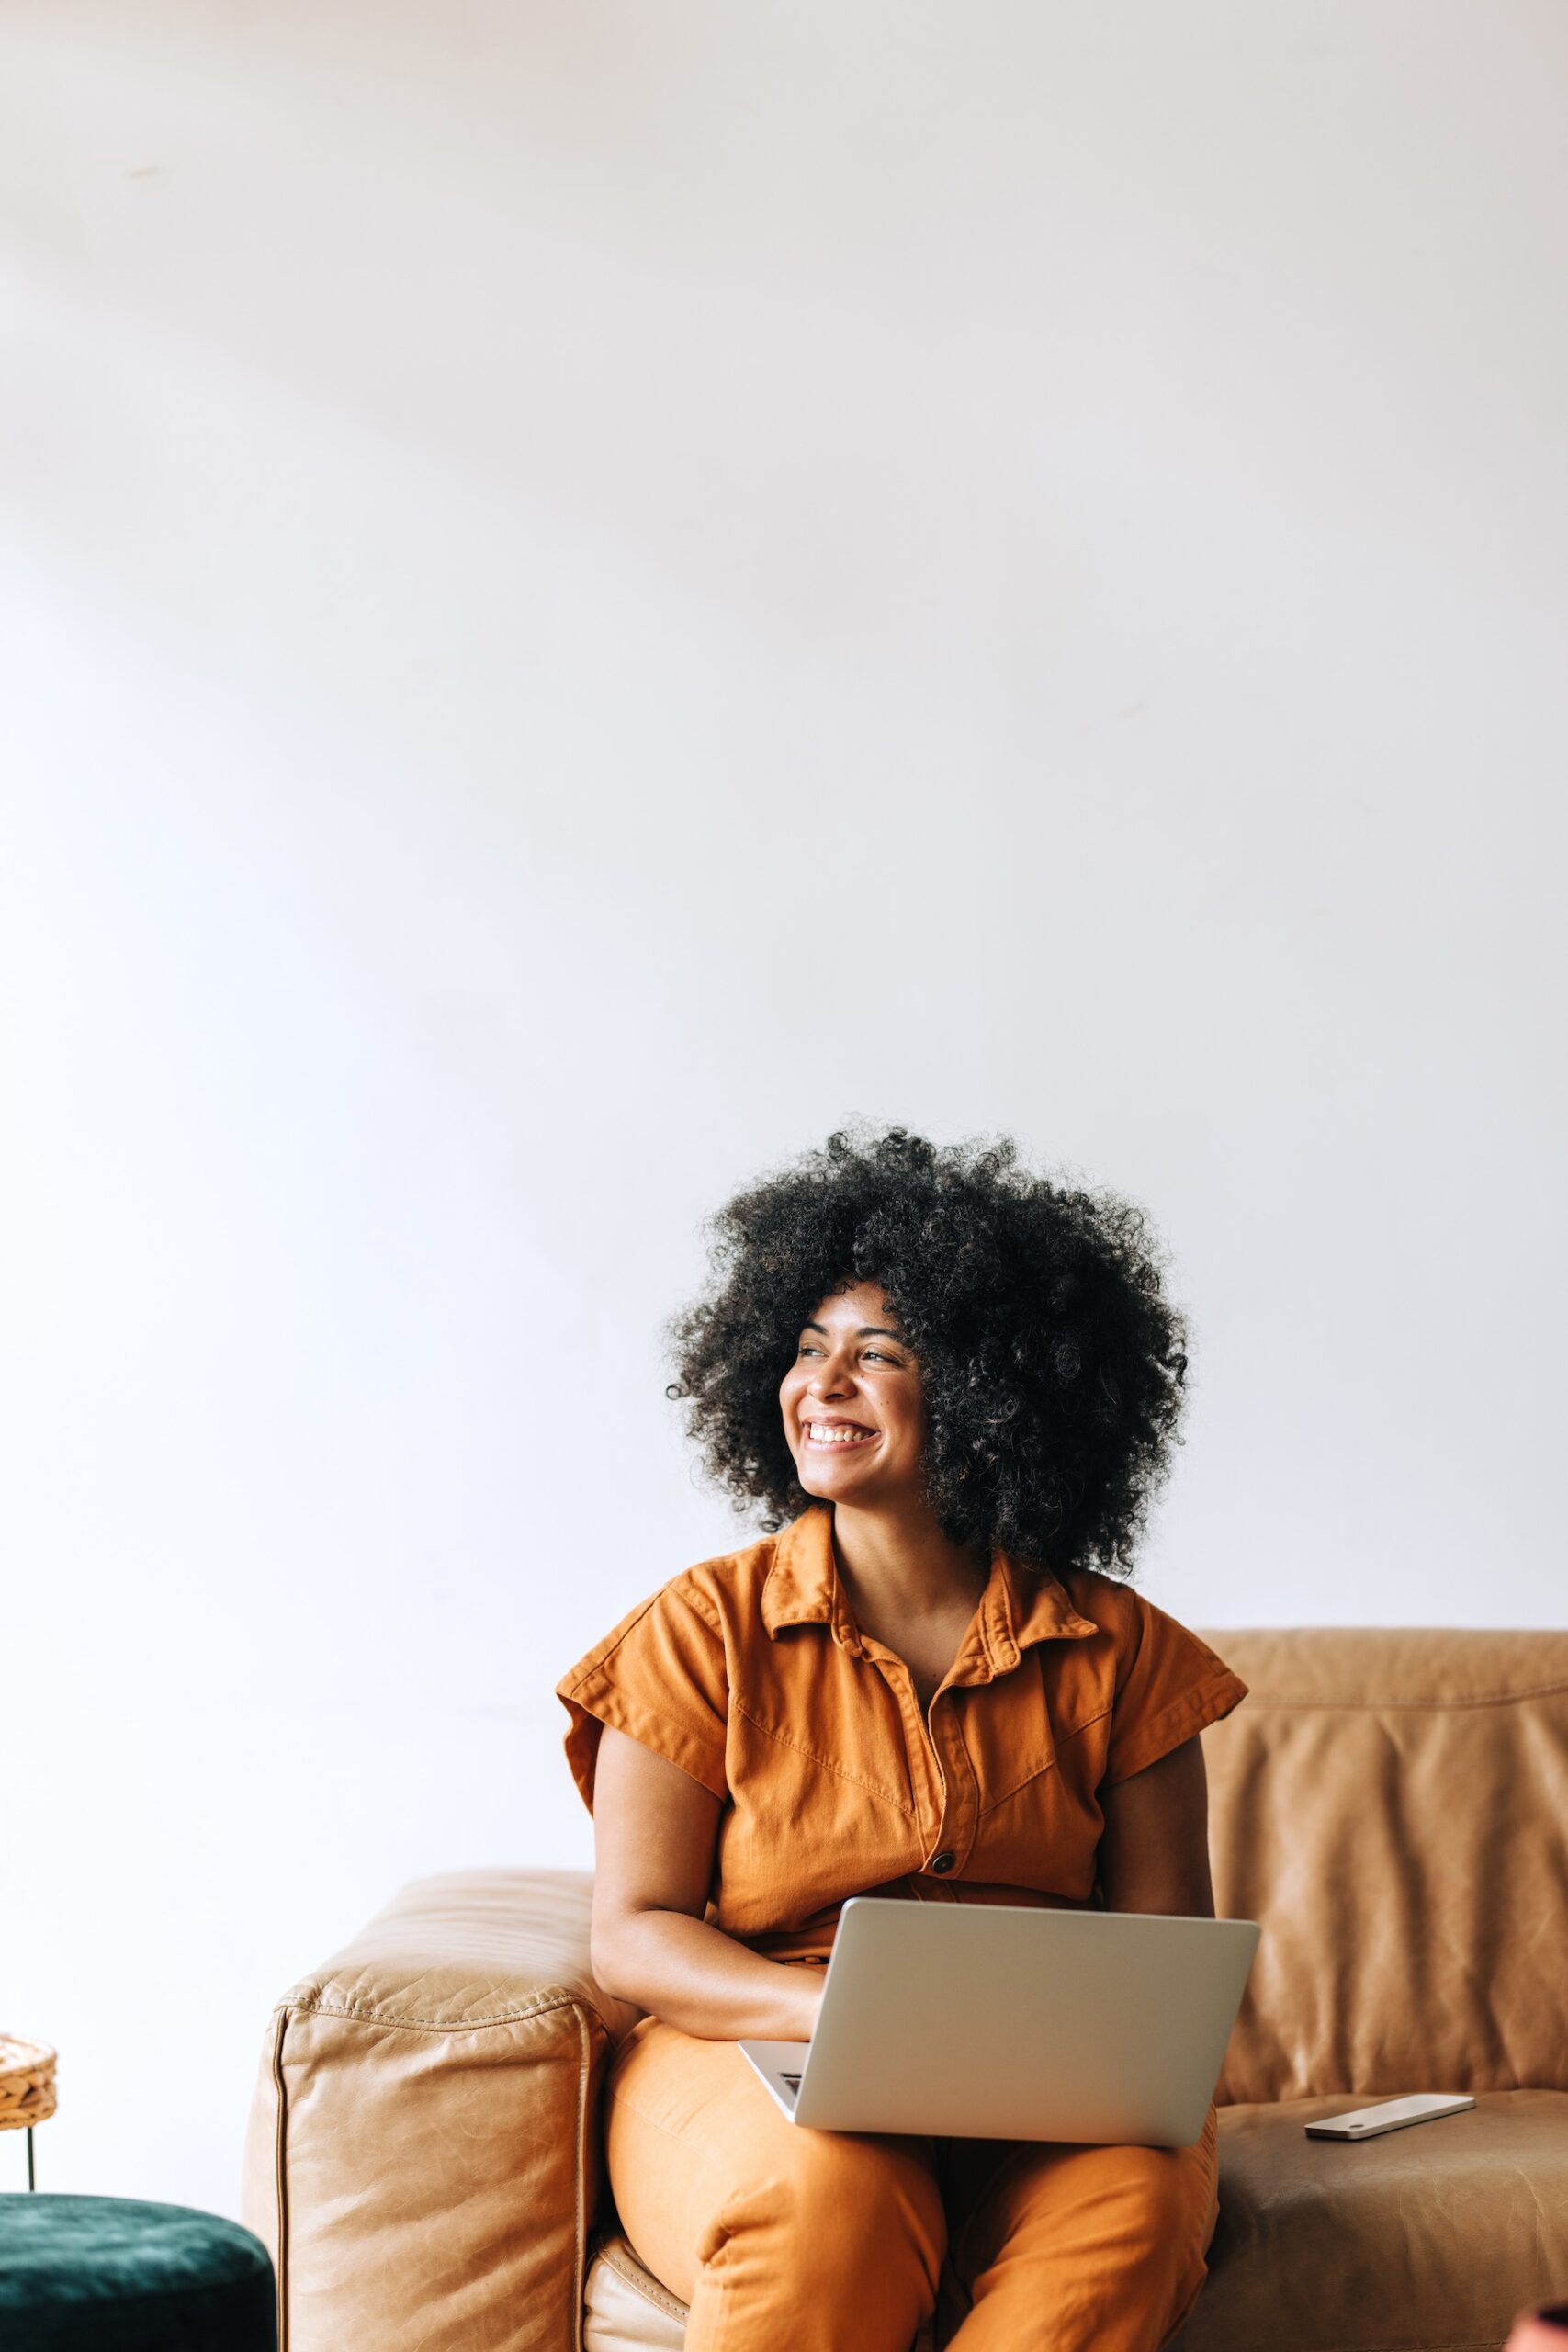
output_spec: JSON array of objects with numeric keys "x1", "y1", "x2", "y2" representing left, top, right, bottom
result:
[{"x1": 770, "y1": 1898, "x2": 1258, "y2": 2144}]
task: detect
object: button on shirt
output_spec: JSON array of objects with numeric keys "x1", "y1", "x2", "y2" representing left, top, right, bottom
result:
[{"x1": 556, "y1": 1503, "x2": 1248, "y2": 1963}]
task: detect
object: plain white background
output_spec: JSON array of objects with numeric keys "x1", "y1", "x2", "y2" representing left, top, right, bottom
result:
[{"x1": 3, "y1": 0, "x2": 1565, "y2": 2220}]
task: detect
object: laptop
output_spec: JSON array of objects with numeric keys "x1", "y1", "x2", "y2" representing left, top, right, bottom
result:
[{"x1": 739, "y1": 1897, "x2": 1259, "y2": 2146}]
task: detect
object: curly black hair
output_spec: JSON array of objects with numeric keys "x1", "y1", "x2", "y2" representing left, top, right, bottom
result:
[{"x1": 664, "y1": 1125, "x2": 1189, "y2": 1582}]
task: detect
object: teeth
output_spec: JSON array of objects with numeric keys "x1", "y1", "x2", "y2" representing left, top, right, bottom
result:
[{"x1": 807, "y1": 1423, "x2": 875, "y2": 1444}]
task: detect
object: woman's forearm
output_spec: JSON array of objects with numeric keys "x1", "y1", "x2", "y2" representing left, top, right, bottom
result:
[{"x1": 592, "y1": 1905, "x2": 823, "y2": 2041}]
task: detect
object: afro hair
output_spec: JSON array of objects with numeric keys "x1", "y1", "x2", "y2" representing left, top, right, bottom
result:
[{"x1": 664, "y1": 1125, "x2": 1189, "y2": 1582}]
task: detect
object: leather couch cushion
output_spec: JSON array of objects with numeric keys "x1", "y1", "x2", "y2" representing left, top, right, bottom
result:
[
  {"x1": 584, "y1": 2235, "x2": 687, "y2": 2352},
  {"x1": 1198, "y1": 1631, "x2": 1568, "y2": 2105},
  {"x1": 243, "y1": 1869, "x2": 634, "y2": 2352},
  {"x1": 1173, "y1": 2090, "x2": 1568, "y2": 2352}
]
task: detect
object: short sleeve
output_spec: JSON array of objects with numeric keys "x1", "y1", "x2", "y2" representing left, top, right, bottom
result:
[
  {"x1": 556, "y1": 1578, "x2": 729, "y2": 1810},
  {"x1": 1101, "y1": 1595, "x2": 1247, "y2": 1788}
]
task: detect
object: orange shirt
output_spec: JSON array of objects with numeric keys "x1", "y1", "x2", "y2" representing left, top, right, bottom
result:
[{"x1": 556, "y1": 1503, "x2": 1247, "y2": 1963}]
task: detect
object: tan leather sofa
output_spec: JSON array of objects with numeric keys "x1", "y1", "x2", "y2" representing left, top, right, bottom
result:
[{"x1": 243, "y1": 1629, "x2": 1568, "y2": 2351}]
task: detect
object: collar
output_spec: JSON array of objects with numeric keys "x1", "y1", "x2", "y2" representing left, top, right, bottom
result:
[{"x1": 761, "y1": 1503, "x2": 1098, "y2": 1676}]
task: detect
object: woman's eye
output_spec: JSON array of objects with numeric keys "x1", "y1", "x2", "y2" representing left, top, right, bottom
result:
[{"x1": 793, "y1": 1341, "x2": 902, "y2": 1364}]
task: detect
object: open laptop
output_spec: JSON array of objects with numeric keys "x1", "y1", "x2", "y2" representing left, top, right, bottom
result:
[{"x1": 739, "y1": 1897, "x2": 1259, "y2": 2147}]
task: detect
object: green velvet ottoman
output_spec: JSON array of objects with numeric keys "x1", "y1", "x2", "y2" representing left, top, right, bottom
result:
[{"x1": 0, "y1": 2195, "x2": 276, "y2": 2349}]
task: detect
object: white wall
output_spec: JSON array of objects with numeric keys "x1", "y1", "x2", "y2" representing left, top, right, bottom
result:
[{"x1": 3, "y1": 0, "x2": 1564, "y2": 2221}]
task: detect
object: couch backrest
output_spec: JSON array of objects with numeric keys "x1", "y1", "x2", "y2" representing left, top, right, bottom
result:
[{"x1": 1197, "y1": 1628, "x2": 1568, "y2": 2104}]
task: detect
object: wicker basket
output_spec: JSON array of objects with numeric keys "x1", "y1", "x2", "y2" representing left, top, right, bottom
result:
[{"x1": 0, "y1": 2035, "x2": 57, "y2": 2131}]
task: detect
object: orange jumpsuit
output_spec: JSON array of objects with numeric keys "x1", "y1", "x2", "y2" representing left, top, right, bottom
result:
[{"x1": 558, "y1": 1505, "x2": 1247, "y2": 2352}]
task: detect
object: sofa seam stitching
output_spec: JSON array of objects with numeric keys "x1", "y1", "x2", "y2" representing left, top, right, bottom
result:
[
  {"x1": 269, "y1": 2003, "x2": 289, "y2": 2352},
  {"x1": 1311, "y1": 2341, "x2": 1506, "y2": 2352},
  {"x1": 572, "y1": 2001, "x2": 591, "y2": 2352},
  {"x1": 277, "y1": 1989, "x2": 608, "y2": 2033},
  {"x1": 1228, "y1": 1681, "x2": 1568, "y2": 1711},
  {"x1": 597, "y1": 2236, "x2": 689, "y2": 2323}
]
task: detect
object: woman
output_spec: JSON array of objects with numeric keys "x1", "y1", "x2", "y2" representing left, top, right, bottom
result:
[{"x1": 557, "y1": 1126, "x2": 1247, "y2": 2352}]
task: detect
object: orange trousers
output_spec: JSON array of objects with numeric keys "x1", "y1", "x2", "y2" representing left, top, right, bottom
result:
[{"x1": 606, "y1": 2016, "x2": 1221, "y2": 2352}]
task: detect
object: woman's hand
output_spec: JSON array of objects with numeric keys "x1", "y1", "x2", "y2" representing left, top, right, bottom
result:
[
  {"x1": 590, "y1": 1724, "x2": 823, "y2": 2041},
  {"x1": 1097, "y1": 1734, "x2": 1216, "y2": 1917}
]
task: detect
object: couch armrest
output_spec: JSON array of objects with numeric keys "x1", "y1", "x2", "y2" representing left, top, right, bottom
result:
[{"x1": 243, "y1": 1869, "x2": 638, "y2": 2352}]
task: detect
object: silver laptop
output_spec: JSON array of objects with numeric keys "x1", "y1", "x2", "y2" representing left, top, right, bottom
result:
[{"x1": 739, "y1": 1897, "x2": 1259, "y2": 2147}]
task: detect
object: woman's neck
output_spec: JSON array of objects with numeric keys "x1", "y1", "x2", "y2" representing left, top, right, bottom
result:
[{"x1": 827, "y1": 1497, "x2": 991, "y2": 1623}]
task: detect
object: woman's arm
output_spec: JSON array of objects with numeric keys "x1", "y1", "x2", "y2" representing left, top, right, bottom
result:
[
  {"x1": 1096, "y1": 1734, "x2": 1216, "y2": 1917},
  {"x1": 589, "y1": 1724, "x2": 824, "y2": 2041}
]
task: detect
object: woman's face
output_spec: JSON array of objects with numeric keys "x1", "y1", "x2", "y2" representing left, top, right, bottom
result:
[{"x1": 777, "y1": 1280, "x2": 927, "y2": 1508}]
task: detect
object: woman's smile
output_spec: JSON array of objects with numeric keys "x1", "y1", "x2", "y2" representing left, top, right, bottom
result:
[{"x1": 801, "y1": 1418, "x2": 880, "y2": 1451}]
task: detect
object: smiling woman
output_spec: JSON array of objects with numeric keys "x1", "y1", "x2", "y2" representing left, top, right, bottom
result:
[{"x1": 554, "y1": 1124, "x2": 1246, "y2": 2352}]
